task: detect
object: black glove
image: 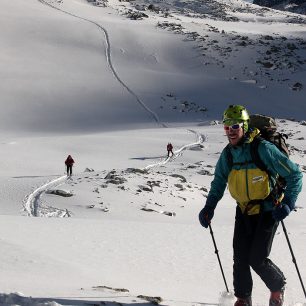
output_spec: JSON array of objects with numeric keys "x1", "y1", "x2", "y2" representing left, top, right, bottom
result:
[
  {"x1": 272, "y1": 197, "x2": 295, "y2": 221},
  {"x1": 199, "y1": 197, "x2": 218, "y2": 228}
]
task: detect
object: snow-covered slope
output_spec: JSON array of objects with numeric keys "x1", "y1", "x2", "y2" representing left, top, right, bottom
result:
[
  {"x1": 0, "y1": 0, "x2": 305, "y2": 305},
  {"x1": 1, "y1": 0, "x2": 306, "y2": 136},
  {"x1": 1, "y1": 121, "x2": 306, "y2": 305}
]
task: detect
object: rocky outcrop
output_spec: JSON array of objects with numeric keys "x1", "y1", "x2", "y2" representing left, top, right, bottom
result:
[{"x1": 253, "y1": 0, "x2": 306, "y2": 15}]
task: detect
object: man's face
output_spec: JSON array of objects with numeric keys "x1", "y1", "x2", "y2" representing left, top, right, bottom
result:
[{"x1": 224, "y1": 122, "x2": 244, "y2": 146}]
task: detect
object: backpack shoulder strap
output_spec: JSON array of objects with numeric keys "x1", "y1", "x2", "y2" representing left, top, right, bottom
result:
[
  {"x1": 250, "y1": 136, "x2": 268, "y2": 172},
  {"x1": 225, "y1": 142, "x2": 255, "y2": 169},
  {"x1": 225, "y1": 144, "x2": 233, "y2": 169},
  {"x1": 225, "y1": 138, "x2": 271, "y2": 171}
]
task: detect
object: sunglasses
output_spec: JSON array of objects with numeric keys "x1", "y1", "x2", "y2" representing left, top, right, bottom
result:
[{"x1": 223, "y1": 122, "x2": 243, "y2": 131}]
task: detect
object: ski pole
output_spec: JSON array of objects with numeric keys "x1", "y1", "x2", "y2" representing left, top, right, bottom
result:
[
  {"x1": 208, "y1": 223, "x2": 229, "y2": 293},
  {"x1": 280, "y1": 220, "x2": 306, "y2": 299}
]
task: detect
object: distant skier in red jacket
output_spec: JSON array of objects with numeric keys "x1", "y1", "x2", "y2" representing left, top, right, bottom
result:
[
  {"x1": 65, "y1": 155, "x2": 75, "y2": 176},
  {"x1": 167, "y1": 143, "x2": 174, "y2": 157}
]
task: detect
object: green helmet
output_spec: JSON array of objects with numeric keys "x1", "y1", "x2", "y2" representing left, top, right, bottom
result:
[{"x1": 223, "y1": 105, "x2": 249, "y2": 132}]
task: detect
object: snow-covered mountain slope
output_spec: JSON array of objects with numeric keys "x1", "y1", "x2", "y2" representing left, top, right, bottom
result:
[
  {"x1": 0, "y1": 0, "x2": 306, "y2": 305},
  {"x1": 1, "y1": 0, "x2": 306, "y2": 137},
  {"x1": 0, "y1": 121, "x2": 306, "y2": 305}
]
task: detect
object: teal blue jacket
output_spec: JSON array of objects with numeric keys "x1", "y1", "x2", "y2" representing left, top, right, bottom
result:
[{"x1": 208, "y1": 135, "x2": 303, "y2": 212}]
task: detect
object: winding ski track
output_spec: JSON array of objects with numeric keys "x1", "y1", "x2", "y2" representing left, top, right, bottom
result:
[
  {"x1": 24, "y1": 175, "x2": 67, "y2": 216},
  {"x1": 26, "y1": 1, "x2": 208, "y2": 217},
  {"x1": 144, "y1": 129, "x2": 207, "y2": 170},
  {"x1": 25, "y1": 130, "x2": 207, "y2": 217},
  {"x1": 37, "y1": 0, "x2": 166, "y2": 127}
]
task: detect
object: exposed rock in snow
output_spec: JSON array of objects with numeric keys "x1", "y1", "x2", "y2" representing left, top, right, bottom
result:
[
  {"x1": 169, "y1": 174, "x2": 187, "y2": 183},
  {"x1": 291, "y1": 82, "x2": 303, "y2": 90},
  {"x1": 45, "y1": 189, "x2": 73, "y2": 197},
  {"x1": 84, "y1": 167, "x2": 95, "y2": 172}
]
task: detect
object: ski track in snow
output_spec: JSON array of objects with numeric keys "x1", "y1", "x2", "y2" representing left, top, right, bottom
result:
[
  {"x1": 25, "y1": 1, "x2": 208, "y2": 218},
  {"x1": 37, "y1": 0, "x2": 165, "y2": 127},
  {"x1": 144, "y1": 129, "x2": 207, "y2": 170},
  {"x1": 24, "y1": 175, "x2": 68, "y2": 217},
  {"x1": 25, "y1": 130, "x2": 207, "y2": 217}
]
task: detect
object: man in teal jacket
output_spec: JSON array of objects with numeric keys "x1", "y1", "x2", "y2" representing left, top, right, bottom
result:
[{"x1": 199, "y1": 105, "x2": 303, "y2": 306}]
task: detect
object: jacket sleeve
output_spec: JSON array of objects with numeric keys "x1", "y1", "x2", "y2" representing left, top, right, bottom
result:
[
  {"x1": 258, "y1": 141, "x2": 303, "y2": 205},
  {"x1": 207, "y1": 148, "x2": 231, "y2": 203}
]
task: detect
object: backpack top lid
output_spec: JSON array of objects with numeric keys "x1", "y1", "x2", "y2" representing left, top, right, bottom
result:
[
  {"x1": 249, "y1": 114, "x2": 277, "y2": 135},
  {"x1": 248, "y1": 114, "x2": 290, "y2": 157}
]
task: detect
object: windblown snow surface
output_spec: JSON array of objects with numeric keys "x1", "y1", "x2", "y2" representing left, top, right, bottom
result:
[{"x1": 0, "y1": 0, "x2": 305, "y2": 305}]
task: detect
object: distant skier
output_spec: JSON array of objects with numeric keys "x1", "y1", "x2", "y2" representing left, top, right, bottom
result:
[
  {"x1": 167, "y1": 143, "x2": 173, "y2": 157},
  {"x1": 65, "y1": 155, "x2": 75, "y2": 176}
]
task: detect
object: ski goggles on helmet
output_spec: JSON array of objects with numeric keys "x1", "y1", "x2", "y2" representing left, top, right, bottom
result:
[{"x1": 223, "y1": 122, "x2": 244, "y2": 131}]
